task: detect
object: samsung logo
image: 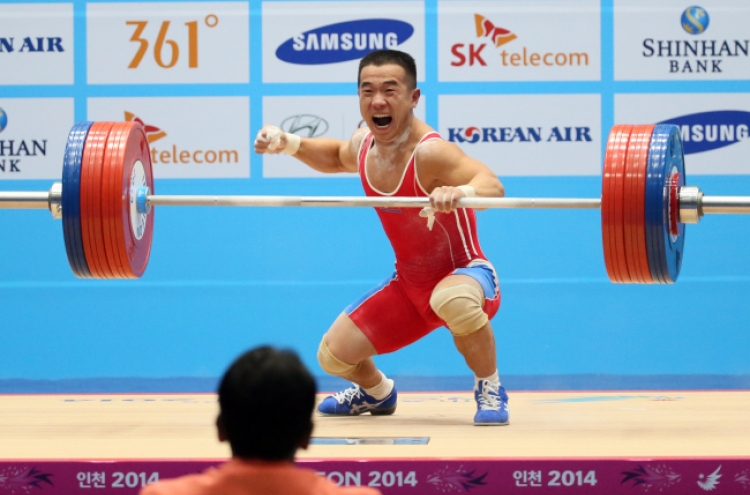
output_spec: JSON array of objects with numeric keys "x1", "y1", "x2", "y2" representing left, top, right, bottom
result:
[
  {"x1": 276, "y1": 19, "x2": 414, "y2": 65},
  {"x1": 658, "y1": 110, "x2": 750, "y2": 154}
]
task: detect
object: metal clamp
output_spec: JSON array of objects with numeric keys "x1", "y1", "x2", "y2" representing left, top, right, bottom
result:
[{"x1": 679, "y1": 186, "x2": 703, "y2": 224}]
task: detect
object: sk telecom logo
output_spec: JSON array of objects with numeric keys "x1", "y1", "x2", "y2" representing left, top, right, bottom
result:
[
  {"x1": 122, "y1": 111, "x2": 238, "y2": 166},
  {"x1": 475, "y1": 14, "x2": 516, "y2": 48},
  {"x1": 451, "y1": 14, "x2": 589, "y2": 68},
  {"x1": 125, "y1": 111, "x2": 166, "y2": 143}
]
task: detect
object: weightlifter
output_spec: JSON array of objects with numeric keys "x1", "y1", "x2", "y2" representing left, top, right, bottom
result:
[{"x1": 254, "y1": 49, "x2": 508, "y2": 425}]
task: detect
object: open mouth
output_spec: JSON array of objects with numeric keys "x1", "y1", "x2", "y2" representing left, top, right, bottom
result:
[{"x1": 372, "y1": 115, "x2": 393, "y2": 128}]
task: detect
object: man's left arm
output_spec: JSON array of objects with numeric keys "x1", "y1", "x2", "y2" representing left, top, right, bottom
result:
[{"x1": 417, "y1": 140, "x2": 505, "y2": 213}]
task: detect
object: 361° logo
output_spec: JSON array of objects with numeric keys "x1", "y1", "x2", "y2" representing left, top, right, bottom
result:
[{"x1": 127, "y1": 14, "x2": 219, "y2": 69}]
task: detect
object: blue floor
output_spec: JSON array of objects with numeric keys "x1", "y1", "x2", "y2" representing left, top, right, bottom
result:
[{"x1": 2, "y1": 374, "x2": 749, "y2": 394}]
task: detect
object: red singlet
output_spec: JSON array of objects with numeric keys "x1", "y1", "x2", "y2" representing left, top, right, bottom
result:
[{"x1": 346, "y1": 132, "x2": 500, "y2": 354}]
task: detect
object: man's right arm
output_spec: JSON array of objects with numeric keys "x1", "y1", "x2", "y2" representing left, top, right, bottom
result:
[{"x1": 254, "y1": 125, "x2": 365, "y2": 174}]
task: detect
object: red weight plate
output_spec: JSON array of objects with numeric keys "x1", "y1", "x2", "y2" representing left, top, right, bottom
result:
[
  {"x1": 633, "y1": 125, "x2": 655, "y2": 284},
  {"x1": 81, "y1": 122, "x2": 116, "y2": 278},
  {"x1": 612, "y1": 125, "x2": 633, "y2": 283},
  {"x1": 622, "y1": 128, "x2": 642, "y2": 283},
  {"x1": 109, "y1": 121, "x2": 154, "y2": 278},
  {"x1": 602, "y1": 126, "x2": 622, "y2": 282},
  {"x1": 102, "y1": 124, "x2": 129, "y2": 278},
  {"x1": 623, "y1": 126, "x2": 654, "y2": 284}
]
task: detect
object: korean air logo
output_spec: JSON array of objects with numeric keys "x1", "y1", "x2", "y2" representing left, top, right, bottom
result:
[
  {"x1": 681, "y1": 6, "x2": 709, "y2": 35},
  {"x1": 280, "y1": 115, "x2": 329, "y2": 138},
  {"x1": 276, "y1": 19, "x2": 414, "y2": 65},
  {"x1": 0, "y1": 37, "x2": 65, "y2": 53},
  {"x1": 0, "y1": 108, "x2": 7, "y2": 133},
  {"x1": 658, "y1": 110, "x2": 750, "y2": 154},
  {"x1": 460, "y1": 126, "x2": 482, "y2": 143},
  {"x1": 448, "y1": 126, "x2": 592, "y2": 143}
]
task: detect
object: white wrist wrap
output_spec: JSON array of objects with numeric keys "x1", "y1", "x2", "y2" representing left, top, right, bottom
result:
[
  {"x1": 457, "y1": 185, "x2": 476, "y2": 197},
  {"x1": 283, "y1": 132, "x2": 301, "y2": 156},
  {"x1": 263, "y1": 126, "x2": 301, "y2": 156}
]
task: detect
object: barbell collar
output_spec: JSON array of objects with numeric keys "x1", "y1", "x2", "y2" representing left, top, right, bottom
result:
[
  {"x1": 48, "y1": 182, "x2": 62, "y2": 219},
  {"x1": 678, "y1": 186, "x2": 702, "y2": 224}
]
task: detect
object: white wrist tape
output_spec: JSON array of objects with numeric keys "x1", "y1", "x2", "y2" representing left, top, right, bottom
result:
[
  {"x1": 264, "y1": 126, "x2": 301, "y2": 156},
  {"x1": 457, "y1": 185, "x2": 476, "y2": 197}
]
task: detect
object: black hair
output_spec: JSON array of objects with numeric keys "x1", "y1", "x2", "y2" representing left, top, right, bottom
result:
[
  {"x1": 358, "y1": 49, "x2": 417, "y2": 89},
  {"x1": 218, "y1": 346, "x2": 316, "y2": 460}
]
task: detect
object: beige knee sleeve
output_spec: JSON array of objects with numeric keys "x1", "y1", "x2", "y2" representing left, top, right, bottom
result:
[
  {"x1": 317, "y1": 339, "x2": 361, "y2": 377},
  {"x1": 430, "y1": 283, "x2": 488, "y2": 336}
]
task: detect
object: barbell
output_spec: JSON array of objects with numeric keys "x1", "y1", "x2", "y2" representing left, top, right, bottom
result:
[{"x1": 1, "y1": 121, "x2": 749, "y2": 282}]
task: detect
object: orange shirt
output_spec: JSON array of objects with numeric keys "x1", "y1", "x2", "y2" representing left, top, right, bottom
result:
[{"x1": 139, "y1": 459, "x2": 381, "y2": 495}]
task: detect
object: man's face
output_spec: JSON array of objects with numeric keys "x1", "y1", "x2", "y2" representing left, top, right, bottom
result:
[{"x1": 358, "y1": 63, "x2": 419, "y2": 141}]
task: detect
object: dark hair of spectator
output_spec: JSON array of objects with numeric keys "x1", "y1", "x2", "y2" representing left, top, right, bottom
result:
[
  {"x1": 218, "y1": 346, "x2": 316, "y2": 460},
  {"x1": 358, "y1": 49, "x2": 417, "y2": 90}
]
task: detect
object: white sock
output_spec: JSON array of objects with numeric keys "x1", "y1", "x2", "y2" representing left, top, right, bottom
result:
[
  {"x1": 475, "y1": 370, "x2": 500, "y2": 389},
  {"x1": 363, "y1": 372, "x2": 394, "y2": 400}
]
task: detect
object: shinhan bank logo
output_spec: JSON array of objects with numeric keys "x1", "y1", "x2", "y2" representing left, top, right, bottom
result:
[
  {"x1": 474, "y1": 14, "x2": 516, "y2": 48},
  {"x1": 124, "y1": 111, "x2": 167, "y2": 144},
  {"x1": 681, "y1": 6, "x2": 709, "y2": 35},
  {"x1": 0, "y1": 108, "x2": 7, "y2": 133}
]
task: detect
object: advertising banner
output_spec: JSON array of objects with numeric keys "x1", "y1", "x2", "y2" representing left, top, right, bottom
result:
[
  {"x1": 616, "y1": 93, "x2": 750, "y2": 175},
  {"x1": 439, "y1": 94, "x2": 601, "y2": 176},
  {"x1": 88, "y1": 97, "x2": 250, "y2": 178},
  {"x1": 614, "y1": 0, "x2": 750, "y2": 80},
  {"x1": 262, "y1": 1, "x2": 425, "y2": 83},
  {"x1": 262, "y1": 95, "x2": 426, "y2": 178},
  {"x1": 0, "y1": 98, "x2": 74, "y2": 180},
  {"x1": 87, "y1": 2, "x2": 249, "y2": 84},
  {"x1": 438, "y1": 0, "x2": 601, "y2": 82},
  {"x1": 0, "y1": 4, "x2": 73, "y2": 85}
]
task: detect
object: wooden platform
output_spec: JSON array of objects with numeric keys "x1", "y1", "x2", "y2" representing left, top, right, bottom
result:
[{"x1": 2, "y1": 391, "x2": 750, "y2": 494}]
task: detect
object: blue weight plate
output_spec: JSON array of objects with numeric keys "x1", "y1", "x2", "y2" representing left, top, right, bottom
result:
[
  {"x1": 644, "y1": 125, "x2": 669, "y2": 284},
  {"x1": 660, "y1": 125, "x2": 686, "y2": 282},
  {"x1": 62, "y1": 121, "x2": 94, "y2": 278}
]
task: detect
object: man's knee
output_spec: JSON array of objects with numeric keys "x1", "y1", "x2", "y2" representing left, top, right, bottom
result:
[
  {"x1": 429, "y1": 283, "x2": 488, "y2": 336},
  {"x1": 317, "y1": 338, "x2": 362, "y2": 377}
]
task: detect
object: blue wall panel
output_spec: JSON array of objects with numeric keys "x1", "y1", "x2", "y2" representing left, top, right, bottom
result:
[{"x1": 1, "y1": 0, "x2": 749, "y2": 387}]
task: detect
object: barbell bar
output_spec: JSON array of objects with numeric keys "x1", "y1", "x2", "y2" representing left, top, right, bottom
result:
[{"x1": 0, "y1": 121, "x2": 749, "y2": 282}]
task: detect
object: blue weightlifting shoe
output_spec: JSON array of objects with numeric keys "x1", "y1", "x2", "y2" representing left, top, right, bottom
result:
[
  {"x1": 317, "y1": 384, "x2": 397, "y2": 416},
  {"x1": 473, "y1": 380, "x2": 509, "y2": 425}
]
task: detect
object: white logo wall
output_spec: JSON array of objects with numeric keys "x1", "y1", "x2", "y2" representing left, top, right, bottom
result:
[
  {"x1": 0, "y1": 99, "x2": 74, "y2": 180},
  {"x1": 615, "y1": 93, "x2": 750, "y2": 175},
  {"x1": 262, "y1": 95, "x2": 426, "y2": 178},
  {"x1": 87, "y1": 2, "x2": 249, "y2": 84},
  {"x1": 615, "y1": 0, "x2": 750, "y2": 80},
  {"x1": 0, "y1": 4, "x2": 73, "y2": 85},
  {"x1": 262, "y1": 1, "x2": 425, "y2": 83},
  {"x1": 439, "y1": 94, "x2": 601, "y2": 176},
  {"x1": 88, "y1": 96, "x2": 250, "y2": 178},
  {"x1": 438, "y1": 0, "x2": 601, "y2": 81}
]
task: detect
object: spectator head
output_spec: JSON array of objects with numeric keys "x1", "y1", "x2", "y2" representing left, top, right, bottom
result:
[{"x1": 217, "y1": 346, "x2": 317, "y2": 461}]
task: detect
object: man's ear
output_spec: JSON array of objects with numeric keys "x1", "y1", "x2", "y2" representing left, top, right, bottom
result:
[
  {"x1": 411, "y1": 88, "x2": 421, "y2": 108},
  {"x1": 216, "y1": 414, "x2": 228, "y2": 443}
]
